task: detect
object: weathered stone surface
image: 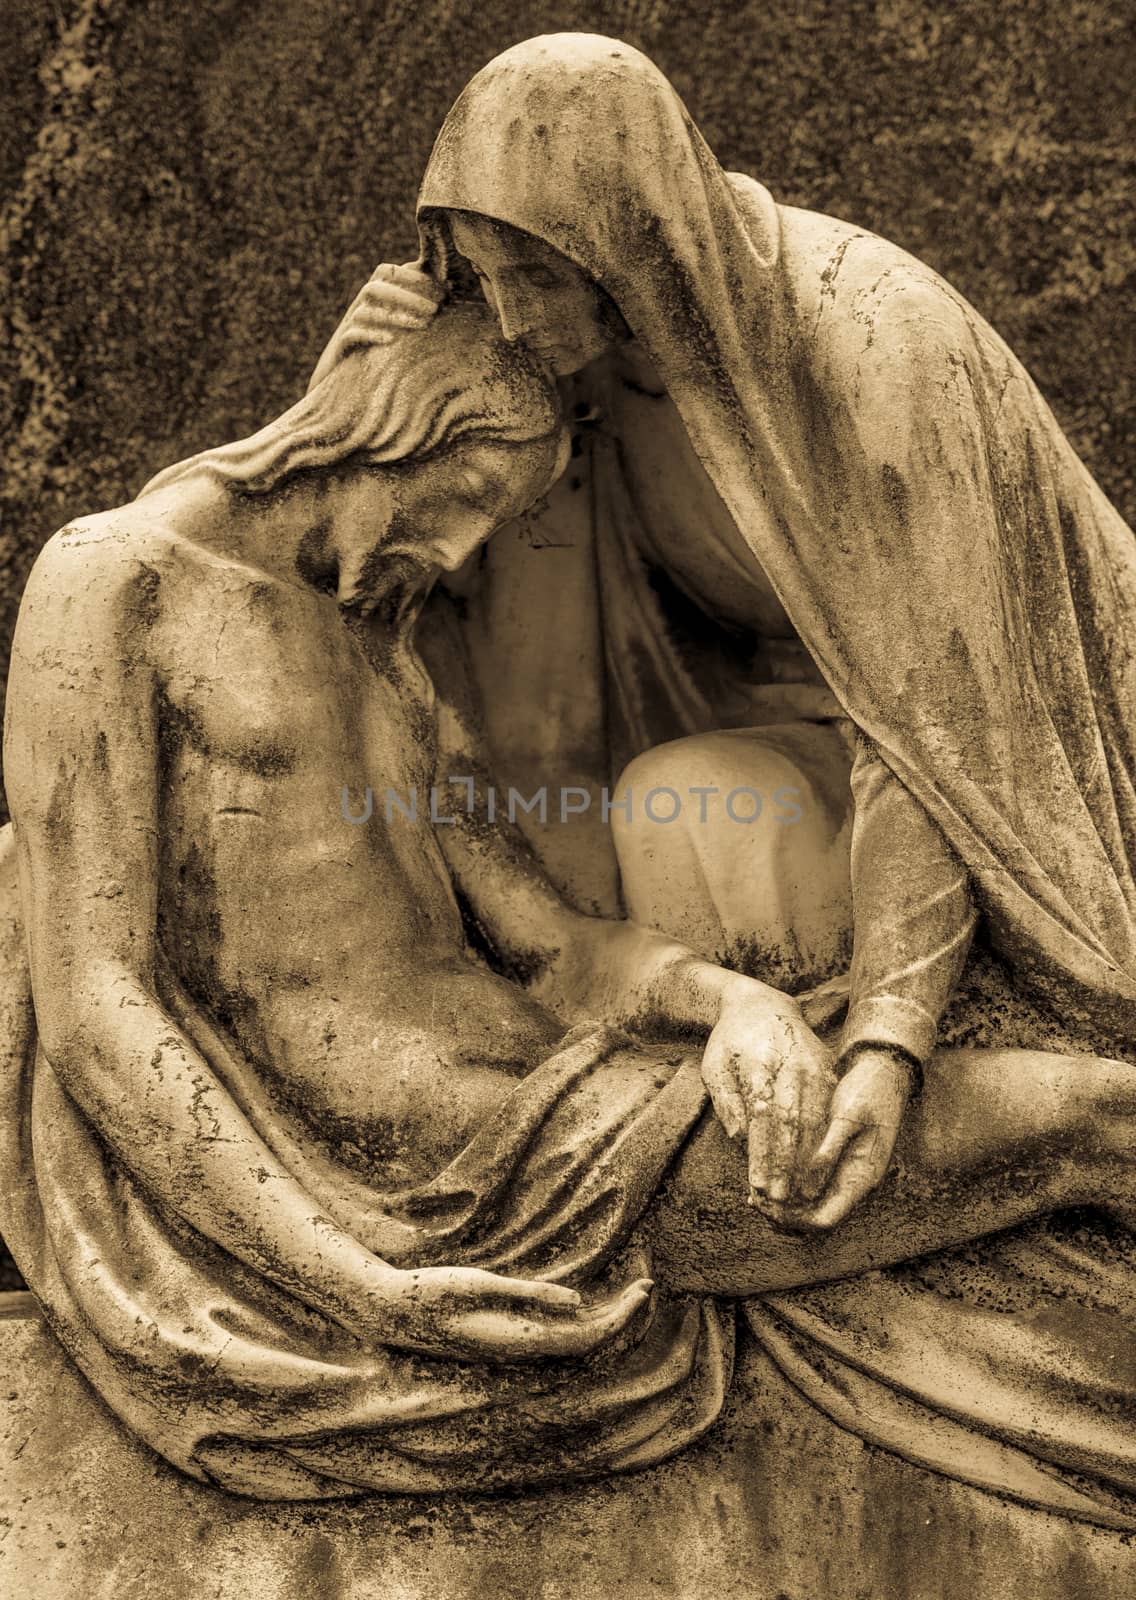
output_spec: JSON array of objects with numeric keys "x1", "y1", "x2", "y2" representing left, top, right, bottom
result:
[
  {"x1": 2, "y1": 22, "x2": 1134, "y2": 1582},
  {"x1": 2, "y1": 1296, "x2": 1133, "y2": 1599}
]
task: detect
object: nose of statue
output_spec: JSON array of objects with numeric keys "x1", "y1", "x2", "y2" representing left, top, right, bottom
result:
[
  {"x1": 493, "y1": 289, "x2": 538, "y2": 345},
  {"x1": 497, "y1": 307, "x2": 526, "y2": 343}
]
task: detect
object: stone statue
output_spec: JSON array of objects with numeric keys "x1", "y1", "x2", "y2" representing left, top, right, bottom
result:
[
  {"x1": 1, "y1": 32, "x2": 1134, "y2": 1529},
  {"x1": 0, "y1": 293, "x2": 1131, "y2": 1515}
]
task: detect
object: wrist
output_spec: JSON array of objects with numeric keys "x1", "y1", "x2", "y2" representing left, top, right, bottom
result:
[
  {"x1": 548, "y1": 918, "x2": 701, "y2": 1027},
  {"x1": 840, "y1": 1040, "x2": 923, "y2": 1097},
  {"x1": 840, "y1": 996, "x2": 937, "y2": 1066},
  {"x1": 659, "y1": 955, "x2": 790, "y2": 1032}
]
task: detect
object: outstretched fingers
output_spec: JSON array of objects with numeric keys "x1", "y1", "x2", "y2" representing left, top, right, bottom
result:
[
  {"x1": 515, "y1": 1279, "x2": 582, "y2": 1309},
  {"x1": 763, "y1": 1065, "x2": 816, "y2": 1203},
  {"x1": 361, "y1": 280, "x2": 439, "y2": 318},
  {"x1": 745, "y1": 1079, "x2": 776, "y2": 1199},
  {"x1": 799, "y1": 1110, "x2": 859, "y2": 1201},
  {"x1": 394, "y1": 1266, "x2": 657, "y2": 1362},
  {"x1": 699, "y1": 993, "x2": 838, "y2": 1212},
  {"x1": 375, "y1": 260, "x2": 446, "y2": 301},
  {"x1": 795, "y1": 1123, "x2": 893, "y2": 1229},
  {"x1": 749, "y1": 1059, "x2": 835, "y2": 1204},
  {"x1": 461, "y1": 1278, "x2": 654, "y2": 1361}
]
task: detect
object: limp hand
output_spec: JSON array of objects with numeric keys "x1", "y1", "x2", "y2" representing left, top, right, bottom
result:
[
  {"x1": 309, "y1": 262, "x2": 443, "y2": 390},
  {"x1": 700, "y1": 980, "x2": 837, "y2": 1209},
  {"x1": 371, "y1": 1265, "x2": 654, "y2": 1363}
]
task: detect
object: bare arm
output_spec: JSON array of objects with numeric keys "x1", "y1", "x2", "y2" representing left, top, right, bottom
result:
[
  {"x1": 6, "y1": 535, "x2": 380, "y2": 1315},
  {"x1": 3, "y1": 527, "x2": 648, "y2": 1359}
]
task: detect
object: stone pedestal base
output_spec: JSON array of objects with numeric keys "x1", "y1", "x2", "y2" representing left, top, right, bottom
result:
[{"x1": 1, "y1": 1294, "x2": 1132, "y2": 1598}]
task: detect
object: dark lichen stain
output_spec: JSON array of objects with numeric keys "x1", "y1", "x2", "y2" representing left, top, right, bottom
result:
[
  {"x1": 159, "y1": 679, "x2": 297, "y2": 781},
  {"x1": 451, "y1": 877, "x2": 554, "y2": 990},
  {"x1": 43, "y1": 758, "x2": 73, "y2": 856},
  {"x1": 241, "y1": 740, "x2": 297, "y2": 780},
  {"x1": 163, "y1": 837, "x2": 223, "y2": 973},
  {"x1": 721, "y1": 928, "x2": 852, "y2": 996},
  {"x1": 294, "y1": 517, "x2": 336, "y2": 595},
  {"x1": 880, "y1": 463, "x2": 911, "y2": 532},
  {"x1": 788, "y1": 346, "x2": 845, "y2": 497},
  {"x1": 159, "y1": 692, "x2": 210, "y2": 762},
  {"x1": 2, "y1": 8, "x2": 1136, "y2": 1478},
  {"x1": 130, "y1": 562, "x2": 162, "y2": 629},
  {"x1": 819, "y1": 234, "x2": 862, "y2": 303}
]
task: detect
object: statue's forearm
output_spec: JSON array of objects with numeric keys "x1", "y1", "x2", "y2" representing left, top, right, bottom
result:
[
  {"x1": 535, "y1": 915, "x2": 763, "y2": 1037},
  {"x1": 41, "y1": 966, "x2": 400, "y2": 1332}
]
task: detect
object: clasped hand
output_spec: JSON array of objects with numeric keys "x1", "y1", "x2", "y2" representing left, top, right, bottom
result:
[
  {"x1": 700, "y1": 982, "x2": 914, "y2": 1229},
  {"x1": 309, "y1": 268, "x2": 916, "y2": 1236}
]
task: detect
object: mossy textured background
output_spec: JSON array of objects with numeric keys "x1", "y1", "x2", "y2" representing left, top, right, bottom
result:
[{"x1": 0, "y1": 1, "x2": 1133, "y2": 1286}]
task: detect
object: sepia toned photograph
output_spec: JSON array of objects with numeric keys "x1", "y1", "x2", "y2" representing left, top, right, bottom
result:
[{"x1": 1, "y1": 3, "x2": 1133, "y2": 1595}]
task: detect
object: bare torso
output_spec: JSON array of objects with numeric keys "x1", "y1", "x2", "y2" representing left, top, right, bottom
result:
[{"x1": 148, "y1": 530, "x2": 564, "y2": 1184}]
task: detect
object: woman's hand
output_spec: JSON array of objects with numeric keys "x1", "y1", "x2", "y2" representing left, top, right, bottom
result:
[
  {"x1": 700, "y1": 980, "x2": 838, "y2": 1207},
  {"x1": 308, "y1": 262, "x2": 443, "y2": 390},
  {"x1": 364, "y1": 1264, "x2": 654, "y2": 1364},
  {"x1": 785, "y1": 1046, "x2": 916, "y2": 1229}
]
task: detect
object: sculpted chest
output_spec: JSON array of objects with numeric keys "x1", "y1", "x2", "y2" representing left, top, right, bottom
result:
[{"x1": 153, "y1": 568, "x2": 436, "y2": 797}]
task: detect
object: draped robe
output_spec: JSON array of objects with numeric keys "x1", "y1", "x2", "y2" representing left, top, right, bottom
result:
[
  {"x1": 417, "y1": 33, "x2": 1136, "y2": 1037},
  {"x1": 0, "y1": 822, "x2": 735, "y2": 1498}
]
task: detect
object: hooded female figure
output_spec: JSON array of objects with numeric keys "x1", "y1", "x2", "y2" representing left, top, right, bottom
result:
[{"x1": 325, "y1": 32, "x2": 1136, "y2": 1227}]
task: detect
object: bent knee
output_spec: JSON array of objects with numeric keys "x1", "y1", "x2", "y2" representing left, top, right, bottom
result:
[
  {"x1": 611, "y1": 730, "x2": 839, "y2": 836},
  {"x1": 611, "y1": 736, "x2": 718, "y2": 832}
]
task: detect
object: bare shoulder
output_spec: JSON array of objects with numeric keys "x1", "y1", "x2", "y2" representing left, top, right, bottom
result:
[{"x1": 16, "y1": 506, "x2": 200, "y2": 653}]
